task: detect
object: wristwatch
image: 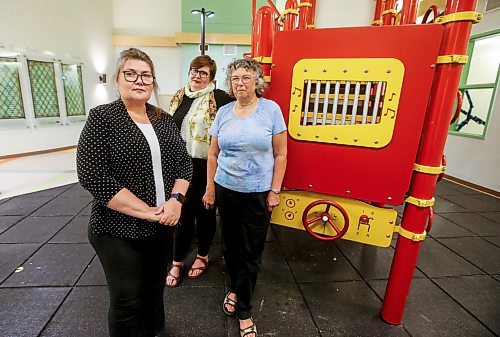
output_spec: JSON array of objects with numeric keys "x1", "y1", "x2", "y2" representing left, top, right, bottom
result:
[
  {"x1": 270, "y1": 188, "x2": 280, "y2": 194},
  {"x1": 170, "y1": 193, "x2": 186, "y2": 204}
]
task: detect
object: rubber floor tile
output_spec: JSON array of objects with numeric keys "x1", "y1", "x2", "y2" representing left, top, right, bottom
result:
[
  {"x1": 49, "y1": 215, "x2": 90, "y2": 243},
  {"x1": 0, "y1": 287, "x2": 70, "y2": 337},
  {"x1": 0, "y1": 216, "x2": 72, "y2": 243},
  {"x1": 2, "y1": 243, "x2": 95, "y2": 287},
  {"x1": 32, "y1": 196, "x2": 92, "y2": 216},
  {"x1": 301, "y1": 281, "x2": 409, "y2": 337},
  {"x1": 0, "y1": 243, "x2": 41, "y2": 284},
  {"x1": 434, "y1": 275, "x2": 500, "y2": 335},
  {"x1": 369, "y1": 278, "x2": 494, "y2": 337},
  {"x1": 416, "y1": 238, "x2": 484, "y2": 277},
  {"x1": 40, "y1": 286, "x2": 108, "y2": 337},
  {"x1": 0, "y1": 195, "x2": 52, "y2": 216}
]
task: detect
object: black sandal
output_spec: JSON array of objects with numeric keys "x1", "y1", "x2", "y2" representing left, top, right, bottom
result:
[
  {"x1": 239, "y1": 317, "x2": 257, "y2": 337},
  {"x1": 222, "y1": 291, "x2": 237, "y2": 317}
]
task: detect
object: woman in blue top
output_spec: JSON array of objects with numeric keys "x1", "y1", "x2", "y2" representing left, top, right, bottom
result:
[{"x1": 203, "y1": 58, "x2": 287, "y2": 337}]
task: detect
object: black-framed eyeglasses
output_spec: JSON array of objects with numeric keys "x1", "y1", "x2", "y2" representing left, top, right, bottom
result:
[
  {"x1": 190, "y1": 68, "x2": 210, "y2": 78},
  {"x1": 122, "y1": 71, "x2": 155, "y2": 85}
]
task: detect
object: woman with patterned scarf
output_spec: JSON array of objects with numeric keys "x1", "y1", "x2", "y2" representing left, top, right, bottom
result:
[{"x1": 166, "y1": 55, "x2": 233, "y2": 287}]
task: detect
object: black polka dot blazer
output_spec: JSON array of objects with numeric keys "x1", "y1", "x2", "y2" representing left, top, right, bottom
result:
[{"x1": 77, "y1": 99, "x2": 192, "y2": 239}]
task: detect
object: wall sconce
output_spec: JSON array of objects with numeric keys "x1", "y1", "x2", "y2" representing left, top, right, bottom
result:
[{"x1": 99, "y1": 74, "x2": 107, "y2": 84}]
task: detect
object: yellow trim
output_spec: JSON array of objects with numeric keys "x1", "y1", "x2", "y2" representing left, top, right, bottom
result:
[
  {"x1": 254, "y1": 56, "x2": 273, "y2": 64},
  {"x1": 405, "y1": 196, "x2": 435, "y2": 207},
  {"x1": 174, "y1": 32, "x2": 251, "y2": 45},
  {"x1": 298, "y1": 2, "x2": 312, "y2": 7},
  {"x1": 280, "y1": 8, "x2": 299, "y2": 20},
  {"x1": 271, "y1": 190, "x2": 398, "y2": 247},
  {"x1": 413, "y1": 163, "x2": 446, "y2": 174},
  {"x1": 264, "y1": 75, "x2": 271, "y2": 83},
  {"x1": 283, "y1": 8, "x2": 299, "y2": 15},
  {"x1": 435, "y1": 11, "x2": 483, "y2": 24},
  {"x1": 436, "y1": 54, "x2": 468, "y2": 64},
  {"x1": 306, "y1": 24, "x2": 315, "y2": 29},
  {"x1": 112, "y1": 33, "x2": 252, "y2": 47},
  {"x1": 394, "y1": 226, "x2": 427, "y2": 242},
  {"x1": 372, "y1": 20, "x2": 382, "y2": 26},
  {"x1": 381, "y1": 9, "x2": 397, "y2": 15},
  {"x1": 288, "y1": 58, "x2": 405, "y2": 148},
  {"x1": 112, "y1": 35, "x2": 177, "y2": 47}
]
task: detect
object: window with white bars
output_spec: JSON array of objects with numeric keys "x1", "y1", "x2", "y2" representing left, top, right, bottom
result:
[{"x1": 300, "y1": 80, "x2": 387, "y2": 126}]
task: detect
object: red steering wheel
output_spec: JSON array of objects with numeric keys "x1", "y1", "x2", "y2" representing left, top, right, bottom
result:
[{"x1": 301, "y1": 200, "x2": 349, "y2": 241}]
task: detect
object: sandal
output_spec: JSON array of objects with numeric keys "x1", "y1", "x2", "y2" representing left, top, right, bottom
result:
[
  {"x1": 222, "y1": 291, "x2": 237, "y2": 317},
  {"x1": 239, "y1": 318, "x2": 257, "y2": 337},
  {"x1": 187, "y1": 255, "x2": 209, "y2": 279},
  {"x1": 166, "y1": 263, "x2": 183, "y2": 288}
]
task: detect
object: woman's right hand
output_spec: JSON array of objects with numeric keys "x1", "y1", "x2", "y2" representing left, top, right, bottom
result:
[
  {"x1": 145, "y1": 206, "x2": 162, "y2": 222},
  {"x1": 202, "y1": 188, "x2": 215, "y2": 209}
]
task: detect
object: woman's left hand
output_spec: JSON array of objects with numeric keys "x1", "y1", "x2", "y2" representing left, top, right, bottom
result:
[
  {"x1": 266, "y1": 191, "x2": 280, "y2": 212},
  {"x1": 155, "y1": 199, "x2": 182, "y2": 226}
]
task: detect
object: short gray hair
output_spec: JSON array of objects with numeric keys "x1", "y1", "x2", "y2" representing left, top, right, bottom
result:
[{"x1": 226, "y1": 58, "x2": 265, "y2": 98}]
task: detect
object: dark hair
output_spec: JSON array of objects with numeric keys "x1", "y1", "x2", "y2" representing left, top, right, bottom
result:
[
  {"x1": 115, "y1": 48, "x2": 161, "y2": 116},
  {"x1": 225, "y1": 58, "x2": 265, "y2": 98},
  {"x1": 189, "y1": 55, "x2": 217, "y2": 81}
]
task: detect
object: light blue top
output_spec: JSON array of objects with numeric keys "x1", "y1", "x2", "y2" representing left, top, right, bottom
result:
[{"x1": 209, "y1": 98, "x2": 287, "y2": 193}]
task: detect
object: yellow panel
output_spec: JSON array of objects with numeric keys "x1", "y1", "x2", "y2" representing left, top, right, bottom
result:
[
  {"x1": 288, "y1": 58, "x2": 405, "y2": 148},
  {"x1": 271, "y1": 191, "x2": 398, "y2": 247},
  {"x1": 418, "y1": 0, "x2": 446, "y2": 16}
]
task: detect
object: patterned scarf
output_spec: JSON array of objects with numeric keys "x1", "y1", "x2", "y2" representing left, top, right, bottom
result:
[
  {"x1": 167, "y1": 82, "x2": 217, "y2": 119},
  {"x1": 168, "y1": 82, "x2": 218, "y2": 159}
]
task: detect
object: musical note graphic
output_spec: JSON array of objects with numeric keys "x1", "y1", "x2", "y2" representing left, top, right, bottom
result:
[
  {"x1": 291, "y1": 87, "x2": 302, "y2": 97},
  {"x1": 384, "y1": 108, "x2": 396, "y2": 119},
  {"x1": 388, "y1": 92, "x2": 396, "y2": 102},
  {"x1": 291, "y1": 104, "x2": 299, "y2": 113}
]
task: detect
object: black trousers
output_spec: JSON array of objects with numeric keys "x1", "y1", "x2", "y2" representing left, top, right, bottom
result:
[
  {"x1": 216, "y1": 183, "x2": 271, "y2": 320},
  {"x1": 89, "y1": 226, "x2": 174, "y2": 337},
  {"x1": 173, "y1": 158, "x2": 217, "y2": 261}
]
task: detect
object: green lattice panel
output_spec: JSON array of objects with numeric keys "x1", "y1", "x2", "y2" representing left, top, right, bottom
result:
[
  {"x1": 62, "y1": 64, "x2": 85, "y2": 116},
  {"x1": 28, "y1": 60, "x2": 59, "y2": 118},
  {"x1": 0, "y1": 57, "x2": 25, "y2": 119}
]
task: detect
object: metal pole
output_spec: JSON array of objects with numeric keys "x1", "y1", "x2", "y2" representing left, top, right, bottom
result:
[
  {"x1": 201, "y1": 7, "x2": 206, "y2": 55},
  {"x1": 381, "y1": 0, "x2": 479, "y2": 325},
  {"x1": 400, "y1": 0, "x2": 419, "y2": 25}
]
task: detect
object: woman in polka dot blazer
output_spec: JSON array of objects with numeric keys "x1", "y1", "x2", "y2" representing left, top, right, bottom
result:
[{"x1": 77, "y1": 48, "x2": 192, "y2": 337}]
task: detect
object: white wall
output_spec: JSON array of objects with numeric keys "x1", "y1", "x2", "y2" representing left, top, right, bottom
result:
[
  {"x1": 444, "y1": 8, "x2": 500, "y2": 191},
  {"x1": 315, "y1": 0, "x2": 375, "y2": 28},
  {"x1": 0, "y1": 0, "x2": 114, "y2": 156}
]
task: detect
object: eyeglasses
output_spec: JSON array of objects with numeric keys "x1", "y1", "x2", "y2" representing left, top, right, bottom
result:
[
  {"x1": 190, "y1": 69, "x2": 210, "y2": 78},
  {"x1": 230, "y1": 76, "x2": 255, "y2": 85},
  {"x1": 122, "y1": 71, "x2": 155, "y2": 85}
]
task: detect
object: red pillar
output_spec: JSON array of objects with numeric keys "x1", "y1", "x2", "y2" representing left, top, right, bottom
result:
[
  {"x1": 381, "y1": 0, "x2": 479, "y2": 325},
  {"x1": 400, "y1": 0, "x2": 419, "y2": 24},
  {"x1": 283, "y1": 0, "x2": 299, "y2": 31},
  {"x1": 381, "y1": 0, "x2": 397, "y2": 26},
  {"x1": 373, "y1": 0, "x2": 383, "y2": 26}
]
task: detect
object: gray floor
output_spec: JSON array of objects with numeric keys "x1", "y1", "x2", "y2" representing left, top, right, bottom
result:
[{"x1": 0, "y1": 180, "x2": 499, "y2": 337}]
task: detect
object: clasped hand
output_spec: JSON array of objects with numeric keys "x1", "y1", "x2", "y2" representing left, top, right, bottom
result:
[{"x1": 145, "y1": 199, "x2": 181, "y2": 226}]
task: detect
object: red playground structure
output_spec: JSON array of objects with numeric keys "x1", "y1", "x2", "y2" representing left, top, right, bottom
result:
[{"x1": 250, "y1": 0, "x2": 483, "y2": 325}]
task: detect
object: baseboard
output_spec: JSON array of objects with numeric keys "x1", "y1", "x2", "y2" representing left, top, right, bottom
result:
[
  {"x1": 0, "y1": 146, "x2": 77, "y2": 160},
  {"x1": 444, "y1": 174, "x2": 500, "y2": 198}
]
